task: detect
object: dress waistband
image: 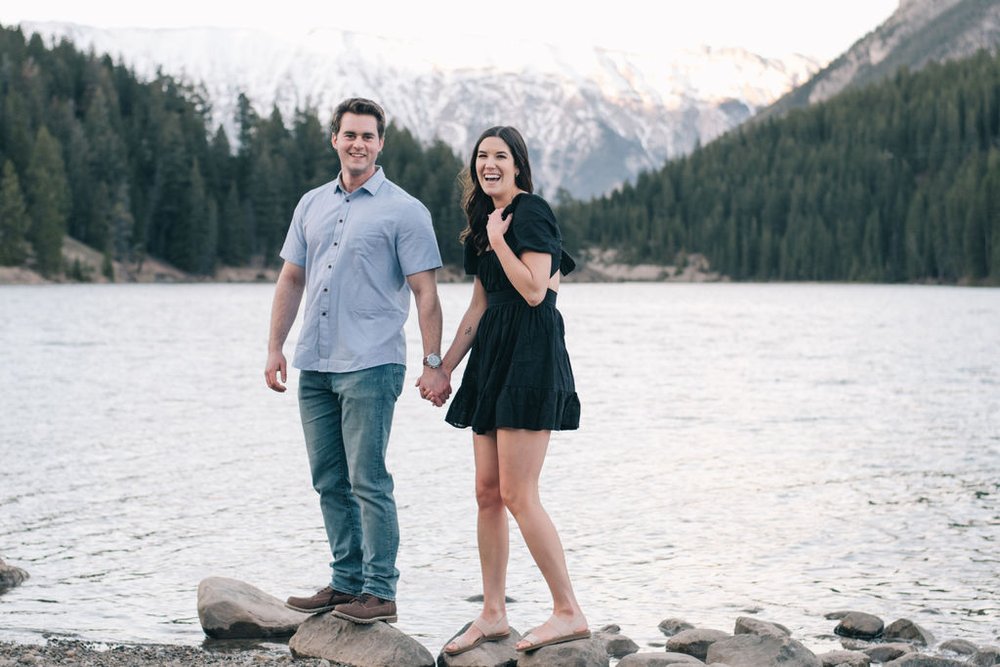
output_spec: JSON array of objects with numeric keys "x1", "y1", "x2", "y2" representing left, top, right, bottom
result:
[{"x1": 487, "y1": 288, "x2": 558, "y2": 308}]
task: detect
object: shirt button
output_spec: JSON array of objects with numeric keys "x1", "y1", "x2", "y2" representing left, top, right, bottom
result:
[
  {"x1": 321, "y1": 312, "x2": 327, "y2": 317},
  {"x1": 323, "y1": 288, "x2": 328, "y2": 292},
  {"x1": 327, "y1": 264, "x2": 332, "y2": 269},
  {"x1": 334, "y1": 242, "x2": 338, "y2": 246}
]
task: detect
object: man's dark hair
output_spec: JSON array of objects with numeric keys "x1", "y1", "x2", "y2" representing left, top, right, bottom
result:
[{"x1": 330, "y1": 98, "x2": 386, "y2": 138}]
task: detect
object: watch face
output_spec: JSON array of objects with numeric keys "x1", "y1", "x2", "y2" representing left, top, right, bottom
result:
[{"x1": 425, "y1": 353, "x2": 442, "y2": 368}]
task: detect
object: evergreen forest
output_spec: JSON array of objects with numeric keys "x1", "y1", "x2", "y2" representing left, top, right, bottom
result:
[
  {"x1": 559, "y1": 50, "x2": 1000, "y2": 283},
  {"x1": 0, "y1": 25, "x2": 467, "y2": 279},
  {"x1": 1, "y1": 24, "x2": 998, "y2": 284}
]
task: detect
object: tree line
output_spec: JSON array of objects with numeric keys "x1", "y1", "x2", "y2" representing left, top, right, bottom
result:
[
  {"x1": 558, "y1": 49, "x2": 1000, "y2": 283},
  {"x1": 0, "y1": 25, "x2": 467, "y2": 278},
  {"x1": 2, "y1": 24, "x2": 998, "y2": 284}
]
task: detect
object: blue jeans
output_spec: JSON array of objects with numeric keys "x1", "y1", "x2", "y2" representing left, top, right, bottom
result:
[{"x1": 297, "y1": 364, "x2": 405, "y2": 600}]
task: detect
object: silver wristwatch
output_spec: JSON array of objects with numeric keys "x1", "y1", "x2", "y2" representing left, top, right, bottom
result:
[{"x1": 423, "y1": 353, "x2": 443, "y2": 369}]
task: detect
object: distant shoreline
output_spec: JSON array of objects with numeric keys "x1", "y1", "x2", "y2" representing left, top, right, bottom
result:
[{"x1": 0, "y1": 240, "x2": 727, "y2": 286}]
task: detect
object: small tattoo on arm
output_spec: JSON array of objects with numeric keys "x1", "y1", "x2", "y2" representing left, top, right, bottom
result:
[{"x1": 464, "y1": 326, "x2": 473, "y2": 336}]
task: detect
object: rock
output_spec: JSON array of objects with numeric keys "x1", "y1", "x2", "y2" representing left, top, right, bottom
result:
[
  {"x1": 196, "y1": 577, "x2": 309, "y2": 639},
  {"x1": 885, "y1": 619, "x2": 935, "y2": 646},
  {"x1": 0, "y1": 558, "x2": 28, "y2": 592},
  {"x1": 706, "y1": 634, "x2": 820, "y2": 667},
  {"x1": 618, "y1": 653, "x2": 705, "y2": 665},
  {"x1": 939, "y1": 639, "x2": 978, "y2": 655},
  {"x1": 436, "y1": 621, "x2": 521, "y2": 667},
  {"x1": 593, "y1": 626, "x2": 639, "y2": 658},
  {"x1": 864, "y1": 643, "x2": 917, "y2": 663},
  {"x1": 816, "y1": 649, "x2": 870, "y2": 666},
  {"x1": 972, "y1": 646, "x2": 1000, "y2": 666},
  {"x1": 834, "y1": 612, "x2": 885, "y2": 640},
  {"x1": 883, "y1": 655, "x2": 968, "y2": 666},
  {"x1": 515, "y1": 637, "x2": 608, "y2": 667},
  {"x1": 665, "y1": 629, "x2": 729, "y2": 662},
  {"x1": 658, "y1": 618, "x2": 695, "y2": 637},
  {"x1": 289, "y1": 612, "x2": 435, "y2": 667},
  {"x1": 733, "y1": 616, "x2": 791, "y2": 639},
  {"x1": 825, "y1": 611, "x2": 853, "y2": 620}
]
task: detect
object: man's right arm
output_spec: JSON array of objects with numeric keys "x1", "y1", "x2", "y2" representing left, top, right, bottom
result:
[{"x1": 265, "y1": 261, "x2": 306, "y2": 393}]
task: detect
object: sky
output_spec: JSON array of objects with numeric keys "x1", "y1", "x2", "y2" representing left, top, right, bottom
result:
[{"x1": 0, "y1": 0, "x2": 901, "y2": 63}]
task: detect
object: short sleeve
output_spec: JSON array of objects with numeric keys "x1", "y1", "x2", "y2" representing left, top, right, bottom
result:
[
  {"x1": 463, "y1": 238, "x2": 480, "y2": 276},
  {"x1": 506, "y1": 193, "x2": 575, "y2": 276},
  {"x1": 279, "y1": 198, "x2": 308, "y2": 267},
  {"x1": 508, "y1": 194, "x2": 561, "y2": 257},
  {"x1": 396, "y1": 200, "x2": 443, "y2": 276}
]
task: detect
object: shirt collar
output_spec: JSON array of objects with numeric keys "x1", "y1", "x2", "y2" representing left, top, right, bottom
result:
[{"x1": 336, "y1": 166, "x2": 385, "y2": 196}]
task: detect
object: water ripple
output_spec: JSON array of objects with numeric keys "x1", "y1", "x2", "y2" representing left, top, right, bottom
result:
[{"x1": 0, "y1": 283, "x2": 998, "y2": 654}]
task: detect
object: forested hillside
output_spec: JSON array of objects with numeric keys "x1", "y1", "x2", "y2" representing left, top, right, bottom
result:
[
  {"x1": 558, "y1": 49, "x2": 1000, "y2": 283},
  {"x1": 2, "y1": 24, "x2": 998, "y2": 285},
  {"x1": 0, "y1": 25, "x2": 467, "y2": 279}
]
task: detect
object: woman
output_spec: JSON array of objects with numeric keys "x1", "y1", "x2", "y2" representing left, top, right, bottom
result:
[{"x1": 427, "y1": 126, "x2": 589, "y2": 655}]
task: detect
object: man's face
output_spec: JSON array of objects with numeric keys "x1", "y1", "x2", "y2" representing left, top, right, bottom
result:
[{"x1": 332, "y1": 112, "x2": 384, "y2": 180}]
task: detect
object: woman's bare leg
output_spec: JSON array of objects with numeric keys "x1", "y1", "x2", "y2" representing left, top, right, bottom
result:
[
  {"x1": 444, "y1": 432, "x2": 510, "y2": 652},
  {"x1": 496, "y1": 428, "x2": 587, "y2": 647}
]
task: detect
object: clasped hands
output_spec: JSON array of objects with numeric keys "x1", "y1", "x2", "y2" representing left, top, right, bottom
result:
[{"x1": 416, "y1": 368, "x2": 451, "y2": 408}]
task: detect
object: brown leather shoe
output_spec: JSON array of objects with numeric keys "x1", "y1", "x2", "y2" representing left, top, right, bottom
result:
[
  {"x1": 285, "y1": 586, "x2": 356, "y2": 613},
  {"x1": 331, "y1": 593, "x2": 397, "y2": 624}
]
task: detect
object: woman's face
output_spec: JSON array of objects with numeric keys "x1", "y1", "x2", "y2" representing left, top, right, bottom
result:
[{"x1": 476, "y1": 136, "x2": 519, "y2": 204}]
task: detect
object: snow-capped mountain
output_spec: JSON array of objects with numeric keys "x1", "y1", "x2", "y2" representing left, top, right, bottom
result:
[
  {"x1": 21, "y1": 21, "x2": 819, "y2": 198},
  {"x1": 765, "y1": 0, "x2": 1000, "y2": 117}
]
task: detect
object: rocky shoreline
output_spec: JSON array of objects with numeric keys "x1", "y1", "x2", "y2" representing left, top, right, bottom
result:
[
  {"x1": 1, "y1": 576, "x2": 996, "y2": 666},
  {"x1": 0, "y1": 237, "x2": 724, "y2": 286}
]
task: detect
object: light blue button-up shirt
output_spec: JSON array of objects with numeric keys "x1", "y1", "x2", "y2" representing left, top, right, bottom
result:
[{"x1": 279, "y1": 167, "x2": 442, "y2": 373}]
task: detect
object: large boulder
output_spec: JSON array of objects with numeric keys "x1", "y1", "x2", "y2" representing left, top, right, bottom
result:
[
  {"x1": 884, "y1": 619, "x2": 935, "y2": 646},
  {"x1": 665, "y1": 629, "x2": 730, "y2": 662},
  {"x1": 816, "y1": 649, "x2": 870, "y2": 666},
  {"x1": 883, "y1": 655, "x2": 968, "y2": 666},
  {"x1": 939, "y1": 639, "x2": 978, "y2": 655},
  {"x1": 515, "y1": 637, "x2": 609, "y2": 667},
  {"x1": 436, "y1": 621, "x2": 521, "y2": 667},
  {"x1": 658, "y1": 618, "x2": 695, "y2": 637},
  {"x1": 705, "y1": 633, "x2": 821, "y2": 667},
  {"x1": 865, "y1": 643, "x2": 917, "y2": 663},
  {"x1": 0, "y1": 558, "x2": 28, "y2": 592},
  {"x1": 618, "y1": 653, "x2": 705, "y2": 665},
  {"x1": 593, "y1": 624, "x2": 639, "y2": 659},
  {"x1": 290, "y1": 612, "x2": 435, "y2": 667},
  {"x1": 972, "y1": 646, "x2": 1000, "y2": 666},
  {"x1": 196, "y1": 576, "x2": 309, "y2": 639},
  {"x1": 733, "y1": 616, "x2": 791, "y2": 639},
  {"x1": 834, "y1": 612, "x2": 885, "y2": 640}
]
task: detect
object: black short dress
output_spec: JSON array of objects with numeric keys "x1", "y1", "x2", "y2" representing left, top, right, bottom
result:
[{"x1": 445, "y1": 193, "x2": 581, "y2": 435}]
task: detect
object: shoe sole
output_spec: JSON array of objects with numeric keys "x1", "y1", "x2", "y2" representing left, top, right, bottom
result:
[
  {"x1": 285, "y1": 602, "x2": 339, "y2": 614},
  {"x1": 330, "y1": 609, "x2": 397, "y2": 624},
  {"x1": 516, "y1": 630, "x2": 591, "y2": 652},
  {"x1": 443, "y1": 632, "x2": 511, "y2": 656}
]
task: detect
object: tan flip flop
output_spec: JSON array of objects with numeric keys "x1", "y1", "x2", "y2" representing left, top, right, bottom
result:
[
  {"x1": 515, "y1": 617, "x2": 591, "y2": 652},
  {"x1": 443, "y1": 615, "x2": 511, "y2": 656}
]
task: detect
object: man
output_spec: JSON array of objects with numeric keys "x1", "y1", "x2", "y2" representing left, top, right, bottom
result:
[{"x1": 265, "y1": 97, "x2": 449, "y2": 624}]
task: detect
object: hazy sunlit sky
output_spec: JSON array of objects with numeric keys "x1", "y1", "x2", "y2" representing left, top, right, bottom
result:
[{"x1": 1, "y1": 0, "x2": 900, "y2": 62}]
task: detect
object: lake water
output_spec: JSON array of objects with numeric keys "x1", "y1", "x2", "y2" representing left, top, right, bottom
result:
[{"x1": 0, "y1": 282, "x2": 998, "y2": 658}]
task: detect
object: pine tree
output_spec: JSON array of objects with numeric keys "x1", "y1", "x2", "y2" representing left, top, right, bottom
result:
[
  {"x1": 0, "y1": 160, "x2": 31, "y2": 265},
  {"x1": 25, "y1": 127, "x2": 70, "y2": 276}
]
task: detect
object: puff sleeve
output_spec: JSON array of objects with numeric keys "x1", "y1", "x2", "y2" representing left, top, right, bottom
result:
[{"x1": 506, "y1": 194, "x2": 576, "y2": 276}]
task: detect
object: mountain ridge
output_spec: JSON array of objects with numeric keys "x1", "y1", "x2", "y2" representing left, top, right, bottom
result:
[
  {"x1": 17, "y1": 20, "x2": 819, "y2": 199},
  {"x1": 763, "y1": 0, "x2": 1000, "y2": 117}
]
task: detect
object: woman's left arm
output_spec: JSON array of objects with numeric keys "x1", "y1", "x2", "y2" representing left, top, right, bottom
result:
[{"x1": 487, "y1": 208, "x2": 552, "y2": 306}]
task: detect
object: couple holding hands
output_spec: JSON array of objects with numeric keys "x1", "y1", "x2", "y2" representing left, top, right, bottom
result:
[{"x1": 264, "y1": 97, "x2": 588, "y2": 655}]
